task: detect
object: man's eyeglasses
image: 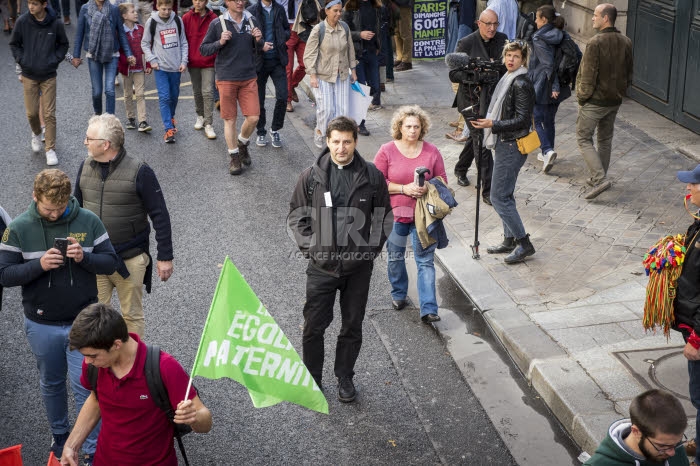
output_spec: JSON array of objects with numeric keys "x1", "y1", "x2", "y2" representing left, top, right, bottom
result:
[
  {"x1": 84, "y1": 137, "x2": 106, "y2": 143},
  {"x1": 479, "y1": 21, "x2": 499, "y2": 28},
  {"x1": 645, "y1": 434, "x2": 687, "y2": 454},
  {"x1": 231, "y1": 0, "x2": 245, "y2": 3}
]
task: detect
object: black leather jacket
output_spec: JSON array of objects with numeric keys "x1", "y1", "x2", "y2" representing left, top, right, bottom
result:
[
  {"x1": 492, "y1": 75, "x2": 535, "y2": 142},
  {"x1": 674, "y1": 219, "x2": 700, "y2": 335}
]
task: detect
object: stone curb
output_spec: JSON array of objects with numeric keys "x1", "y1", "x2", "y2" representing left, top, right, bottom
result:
[{"x1": 433, "y1": 237, "x2": 617, "y2": 455}]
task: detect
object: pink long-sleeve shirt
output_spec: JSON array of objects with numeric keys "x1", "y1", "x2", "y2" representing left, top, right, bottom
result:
[{"x1": 374, "y1": 141, "x2": 447, "y2": 223}]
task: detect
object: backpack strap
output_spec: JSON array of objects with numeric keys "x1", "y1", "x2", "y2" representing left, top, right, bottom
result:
[
  {"x1": 150, "y1": 15, "x2": 183, "y2": 49},
  {"x1": 303, "y1": 167, "x2": 317, "y2": 202},
  {"x1": 317, "y1": 20, "x2": 353, "y2": 70},
  {"x1": 364, "y1": 161, "x2": 382, "y2": 206},
  {"x1": 145, "y1": 345, "x2": 191, "y2": 466},
  {"x1": 87, "y1": 364, "x2": 99, "y2": 401}
]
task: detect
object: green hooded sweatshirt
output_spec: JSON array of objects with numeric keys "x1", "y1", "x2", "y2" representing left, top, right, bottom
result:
[
  {"x1": 584, "y1": 419, "x2": 689, "y2": 466},
  {"x1": 0, "y1": 196, "x2": 118, "y2": 324}
]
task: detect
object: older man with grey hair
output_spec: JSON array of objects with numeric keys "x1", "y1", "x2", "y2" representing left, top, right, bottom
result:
[{"x1": 74, "y1": 114, "x2": 174, "y2": 337}]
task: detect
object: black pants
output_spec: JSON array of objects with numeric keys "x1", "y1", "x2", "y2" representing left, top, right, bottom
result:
[
  {"x1": 49, "y1": 0, "x2": 71, "y2": 16},
  {"x1": 256, "y1": 58, "x2": 288, "y2": 135},
  {"x1": 454, "y1": 135, "x2": 494, "y2": 199},
  {"x1": 302, "y1": 261, "x2": 373, "y2": 383}
]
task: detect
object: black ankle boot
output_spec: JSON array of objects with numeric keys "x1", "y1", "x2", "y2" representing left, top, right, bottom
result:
[
  {"x1": 504, "y1": 234, "x2": 535, "y2": 263},
  {"x1": 487, "y1": 236, "x2": 516, "y2": 254}
]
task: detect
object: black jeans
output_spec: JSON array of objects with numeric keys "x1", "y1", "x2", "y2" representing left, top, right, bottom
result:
[
  {"x1": 74, "y1": 0, "x2": 88, "y2": 17},
  {"x1": 50, "y1": 0, "x2": 71, "y2": 16},
  {"x1": 454, "y1": 134, "x2": 493, "y2": 199},
  {"x1": 256, "y1": 58, "x2": 288, "y2": 135},
  {"x1": 302, "y1": 261, "x2": 373, "y2": 383}
]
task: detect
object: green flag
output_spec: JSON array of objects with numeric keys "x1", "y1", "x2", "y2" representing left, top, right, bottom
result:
[{"x1": 191, "y1": 257, "x2": 328, "y2": 414}]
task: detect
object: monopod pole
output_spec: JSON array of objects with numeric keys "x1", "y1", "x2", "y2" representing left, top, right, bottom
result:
[{"x1": 471, "y1": 131, "x2": 483, "y2": 259}]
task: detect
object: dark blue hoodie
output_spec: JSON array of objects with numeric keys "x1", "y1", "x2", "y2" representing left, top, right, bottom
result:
[{"x1": 9, "y1": 5, "x2": 70, "y2": 81}]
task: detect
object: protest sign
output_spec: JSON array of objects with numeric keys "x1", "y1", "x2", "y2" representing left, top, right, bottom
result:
[
  {"x1": 190, "y1": 257, "x2": 329, "y2": 414},
  {"x1": 412, "y1": 0, "x2": 447, "y2": 58}
]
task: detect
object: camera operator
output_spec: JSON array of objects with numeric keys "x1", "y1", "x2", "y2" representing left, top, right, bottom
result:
[{"x1": 449, "y1": 8, "x2": 506, "y2": 204}]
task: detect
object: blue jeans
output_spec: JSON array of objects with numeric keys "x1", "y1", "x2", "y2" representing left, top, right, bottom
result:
[
  {"x1": 87, "y1": 57, "x2": 118, "y2": 115},
  {"x1": 386, "y1": 221, "x2": 438, "y2": 317},
  {"x1": 154, "y1": 70, "x2": 182, "y2": 130},
  {"x1": 356, "y1": 49, "x2": 381, "y2": 106},
  {"x1": 690, "y1": 359, "x2": 700, "y2": 464},
  {"x1": 533, "y1": 103, "x2": 559, "y2": 154},
  {"x1": 24, "y1": 318, "x2": 99, "y2": 454},
  {"x1": 457, "y1": 24, "x2": 473, "y2": 40},
  {"x1": 256, "y1": 59, "x2": 288, "y2": 135},
  {"x1": 490, "y1": 139, "x2": 527, "y2": 240}
]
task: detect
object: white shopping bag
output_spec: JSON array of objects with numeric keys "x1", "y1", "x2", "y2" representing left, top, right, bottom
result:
[{"x1": 347, "y1": 81, "x2": 373, "y2": 125}]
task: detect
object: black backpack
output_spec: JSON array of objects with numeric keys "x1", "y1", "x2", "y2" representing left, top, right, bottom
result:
[
  {"x1": 87, "y1": 345, "x2": 193, "y2": 466},
  {"x1": 300, "y1": 0, "x2": 319, "y2": 26},
  {"x1": 553, "y1": 31, "x2": 582, "y2": 90},
  {"x1": 516, "y1": 11, "x2": 536, "y2": 42},
  {"x1": 149, "y1": 15, "x2": 183, "y2": 50}
]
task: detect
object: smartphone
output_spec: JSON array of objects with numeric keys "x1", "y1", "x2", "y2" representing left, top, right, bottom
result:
[{"x1": 53, "y1": 238, "x2": 68, "y2": 264}]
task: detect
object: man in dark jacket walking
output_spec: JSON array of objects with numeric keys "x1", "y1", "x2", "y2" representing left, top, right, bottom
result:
[
  {"x1": 74, "y1": 114, "x2": 174, "y2": 338},
  {"x1": 576, "y1": 3, "x2": 633, "y2": 200},
  {"x1": 288, "y1": 116, "x2": 393, "y2": 403},
  {"x1": 9, "y1": 0, "x2": 69, "y2": 166},
  {"x1": 0, "y1": 169, "x2": 119, "y2": 463},
  {"x1": 248, "y1": 0, "x2": 290, "y2": 148},
  {"x1": 449, "y1": 8, "x2": 506, "y2": 202}
]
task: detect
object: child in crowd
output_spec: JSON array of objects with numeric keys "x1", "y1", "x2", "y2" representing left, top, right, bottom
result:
[
  {"x1": 182, "y1": 0, "x2": 217, "y2": 139},
  {"x1": 118, "y1": 2, "x2": 152, "y2": 132},
  {"x1": 142, "y1": 0, "x2": 188, "y2": 143}
]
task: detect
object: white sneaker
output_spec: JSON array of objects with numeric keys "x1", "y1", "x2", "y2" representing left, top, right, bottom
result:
[
  {"x1": 542, "y1": 150, "x2": 557, "y2": 173},
  {"x1": 536, "y1": 151, "x2": 544, "y2": 162},
  {"x1": 194, "y1": 116, "x2": 204, "y2": 130},
  {"x1": 31, "y1": 133, "x2": 42, "y2": 152},
  {"x1": 204, "y1": 124, "x2": 216, "y2": 139},
  {"x1": 45, "y1": 149, "x2": 58, "y2": 166}
]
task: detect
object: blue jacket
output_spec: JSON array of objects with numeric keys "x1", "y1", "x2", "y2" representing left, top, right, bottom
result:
[
  {"x1": 72, "y1": 1, "x2": 132, "y2": 59},
  {"x1": 425, "y1": 177, "x2": 457, "y2": 251},
  {"x1": 528, "y1": 24, "x2": 570, "y2": 105}
]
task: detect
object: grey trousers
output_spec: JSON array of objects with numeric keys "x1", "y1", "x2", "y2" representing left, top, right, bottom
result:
[
  {"x1": 190, "y1": 67, "x2": 215, "y2": 126},
  {"x1": 576, "y1": 102, "x2": 620, "y2": 185}
]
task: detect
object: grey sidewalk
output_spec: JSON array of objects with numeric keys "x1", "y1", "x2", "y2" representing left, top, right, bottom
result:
[{"x1": 281, "y1": 61, "x2": 700, "y2": 457}]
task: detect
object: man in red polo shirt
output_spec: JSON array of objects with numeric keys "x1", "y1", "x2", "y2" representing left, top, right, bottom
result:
[{"x1": 60, "y1": 303, "x2": 212, "y2": 466}]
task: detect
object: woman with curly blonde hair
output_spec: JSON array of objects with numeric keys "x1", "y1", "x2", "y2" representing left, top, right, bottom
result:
[{"x1": 374, "y1": 105, "x2": 447, "y2": 323}]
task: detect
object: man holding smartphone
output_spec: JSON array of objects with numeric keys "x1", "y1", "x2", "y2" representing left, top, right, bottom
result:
[{"x1": 0, "y1": 169, "x2": 119, "y2": 464}]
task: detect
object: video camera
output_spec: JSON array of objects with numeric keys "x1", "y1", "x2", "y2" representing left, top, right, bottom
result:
[
  {"x1": 446, "y1": 52, "x2": 501, "y2": 87},
  {"x1": 455, "y1": 57, "x2": 501, "y2": 87},
  {"x1": 446, "y1": 52, "x2": 502, "y2": 121}
]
